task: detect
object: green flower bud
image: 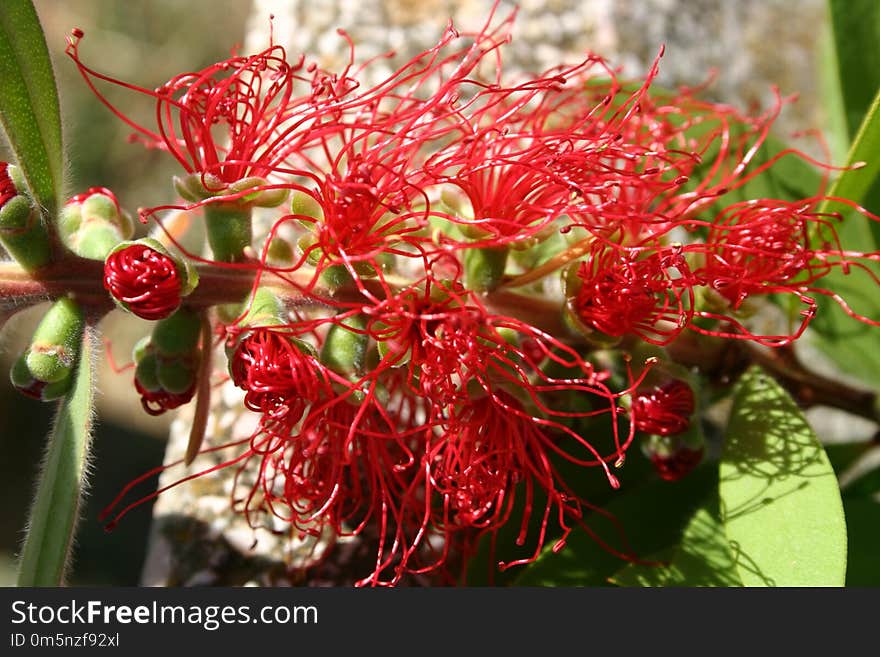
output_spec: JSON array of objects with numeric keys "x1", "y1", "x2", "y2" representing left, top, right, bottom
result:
[
  {"x1": 134, "y1": 350, "x2": 162, "y2": 393},
  {"x1": 25, "y1": 298, "x2": 85, "y2": 384},
  {"x1": 0, "y1": 164, "x2": 52, "y2": 271},
  {"x1": 156, "y1": 357, "x2": 198, "y2": 395},
  {"x1": 59, "y1": 188, "x2": 135, "y2": 260},
  {"x1": 464, "y1": 246, "x2": 508, "y2": 292},
  {"x1": 131, "y1": 336, "x2": 152, "y2": 364},
  {"x1": 321, "y1": 314, "x2": 369, "y2": 376},
  {"x1": 238, "y1": 287, "x2": 285, "y2": 328},
  {"x1": 10, "y1": 355, "x2": 72, "y2": 401},
  {"x1": 150, "y1": 308, "x2": 202, "y2": 357}
]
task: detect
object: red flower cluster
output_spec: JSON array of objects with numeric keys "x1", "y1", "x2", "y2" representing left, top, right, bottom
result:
[{"x1": 79, "y1": 8, "x2": 880, "y2": 585}]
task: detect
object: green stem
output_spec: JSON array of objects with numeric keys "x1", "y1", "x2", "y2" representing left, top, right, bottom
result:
[{"x1": 16, "y1": 326, "x2": 96, "y2": 586}]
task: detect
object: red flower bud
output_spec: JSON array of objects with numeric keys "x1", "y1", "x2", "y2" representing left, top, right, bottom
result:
[
  {"x1": 134, "y1": 376, "x2": 196, "y2": 416},
  {"x1": 649, "y1": 445, "x2": 705, "y2": 482},
  {"x1": 632, "y1": 379, "x2": 695, "y2": 436},
  {"x1": 103, "y1": 243, "x2": 183, "y2": 320}
]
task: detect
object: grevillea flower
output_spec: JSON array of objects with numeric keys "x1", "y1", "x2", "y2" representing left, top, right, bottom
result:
[
  {"x1": 631, "y1": 379, "x2": 695, "y2": 436},
  {"x1": 104, "y1": 243, "x2": 183, "y2": 320}
]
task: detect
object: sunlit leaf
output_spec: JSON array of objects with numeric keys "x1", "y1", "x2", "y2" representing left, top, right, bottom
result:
[
  {"x1": 514, "y1": 466, "x2": 716, "y2": 586},
  {"x1": 719, "y1": 366, "x2": 847, "y2": 586},
  {"x1": 611, "y1": 497, "x2": 741, "y2": 587}
]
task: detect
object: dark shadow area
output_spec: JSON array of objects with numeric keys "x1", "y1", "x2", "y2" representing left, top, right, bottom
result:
[{"x1": 0, "y1": 386, "x2": 166, "y2": 585}]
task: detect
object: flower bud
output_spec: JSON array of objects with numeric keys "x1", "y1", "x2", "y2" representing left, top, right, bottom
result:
[
  {"x1": 58, "y1": 187, "x2": 134, "y2": 260},
  {"x1": 150, "y1": 307, "x2": 202, "y2": 356},
  {"x1": 464, "y1": 246, "x2": 508, "y2": 293},
  {"x1": 10, "y1": 297, "x2": 85, "y2": 401},
  {"x1": 631, "y1": 379, "x2": 696, "y2": 437},
  {"x1": 103, "y1": 238, "x2": 197, "y2": 320},
  {"x1": 132, "y1": 311, "x2": 202, "y2": 415},
  {"x1": 0, "y1": 163, "x2": 52, "y2": 270},
  {"x1": 320, "y1": 314, "x2": 369, "y2": 376},
  {"x1": 642, "y1": 424, "x2": 706, "y2": 482}
]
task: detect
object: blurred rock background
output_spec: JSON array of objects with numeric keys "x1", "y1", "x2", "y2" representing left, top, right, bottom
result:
[{"x1": 0, "y1": 0, "x2": 834, "y2": 585}]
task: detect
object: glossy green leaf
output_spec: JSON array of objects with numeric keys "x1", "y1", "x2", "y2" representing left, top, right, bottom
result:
[
  {"x1": 827, "y1": 0, "x2": 880, "y2": 142},
  {"x1": 611, "y1": 498, "x2": 741, "y2": 587},
  {"x1": 514, "y1": 465, "x2": 716, "y2": 586},
  {"x1": 719, "y1": 366, "x2": 847, "y2": 586},
  {"x1": 810, "y1": 113, "x2": 880, "y2": 387},
  {"x1": 16, "y1": 328, "x2": 96, "y2": 586},
  {"x1": 0, "y1": 0, "x2": 63, "y2": 216},
  {"x1": 808, "y1": 3, "x2": 880, "y2": 385}
]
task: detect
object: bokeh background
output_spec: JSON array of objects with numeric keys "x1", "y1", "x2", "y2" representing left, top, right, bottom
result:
[{"x1": 0, "y1": 0, "x2": 836, "y2": 584}]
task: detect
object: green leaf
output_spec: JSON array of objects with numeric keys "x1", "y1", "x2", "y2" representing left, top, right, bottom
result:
[
  {"x1": 467, "y1": 429, "x2": 655, "y2": 585},
  {"x1": 808, "y1": 3, "x2": 880, "y2": 386},
  {"x1": 818, "y1": 86, "x2": 880, "y2": 216},
  {"x1": 16, "y1": 328, "x2": 96, "y2": 586},
  {"x1": 827, "y1": 0, "x2": 880, "y2": 142},
  {"x1": 719, "y1": 366, "x2": 847, "y2": 586},
  {"x1": 843, "y1": 498, "x2": 880, "y2": 586},
  {"x1": 514, "y1": 465, "x2": 716, "y2": 586},
  {"x1": 610, "y1": 497, "x2": 742, "y2": 587},
  {"x1": 0, "y1": 0, "x2": 63, "y2": 216}
]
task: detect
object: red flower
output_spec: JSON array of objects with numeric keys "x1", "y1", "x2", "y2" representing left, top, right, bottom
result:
[
  {"x1": 229, "y1": 327, "x2": 330, "y2": 429},
  {"x1": 104, "y1": 243, "x2": 182, "y2": 320},
  {"x1": 65, "y1": 33, "x2": 325, "y2": 185},
  {"x1": 631, "y1": 380, "x2": 695, "y2": 436},
  {"x1": 573, "y1": 246, "x2": 697, "y2": 345}
]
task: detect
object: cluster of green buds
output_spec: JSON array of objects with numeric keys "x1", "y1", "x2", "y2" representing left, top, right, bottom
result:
[
  {"x1": 10, "y1": 297, "x2": 85, "y2": 401},
  {"x1": 0, "y1": 163, "x2": 52, "y2": 271},
  {"x1": 131, "y1": 308, "x2": 203, "y2": 415}
]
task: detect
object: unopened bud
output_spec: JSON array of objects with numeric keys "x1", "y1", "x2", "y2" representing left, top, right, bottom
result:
[
  {"x1": 10, "y1": 297, "x2": 85, "y2": 401},
  {"x1": 320, "y1": 314, "x2": 369, "y2": 376},
  {"x1": 103, "y1": 238, "x2": 197, "y2": 320},
  {"x1": 59, "y1": 187, "x2": 134, "y2": 260},
  {"x1": 0, "y1": 163, "x2": 52, "y2": 270}
]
